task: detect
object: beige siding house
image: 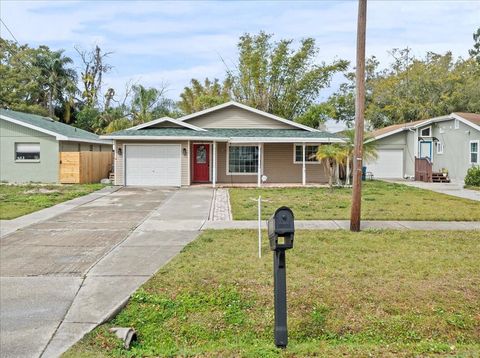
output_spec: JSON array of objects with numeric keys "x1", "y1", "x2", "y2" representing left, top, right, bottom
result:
[{"x1": 102, "y1": 102, "x2": 342, "y2": 187}]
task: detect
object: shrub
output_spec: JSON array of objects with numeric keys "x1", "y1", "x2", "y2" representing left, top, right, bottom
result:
[{"x1": 464, "y1": 165, "x2": 480, "y2": 187}]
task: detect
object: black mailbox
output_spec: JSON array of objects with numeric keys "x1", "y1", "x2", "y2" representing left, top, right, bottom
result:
[{"x1": 268, "y1": 206, "x2": 295, "y2": 251}]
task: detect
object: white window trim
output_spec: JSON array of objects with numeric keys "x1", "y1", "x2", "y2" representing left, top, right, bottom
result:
[
  {"x1": 226, "y1": 143, "x2": 263, "y2": 176},
  {"x1": 293, "y1": 144, "x2": 320, "y2": 164},
  {"x1": 436, "y1": 142, "x2": 444, "y2": 155},
  {"x1": 470, "y1": 140, "x2": 479, "y2": 164},
  {"x1": 15, "y1": 142, "x2": 40, "y2": 162},
  {"x1": 420, "y1": 126, "x2": 432, "y2": 137}
]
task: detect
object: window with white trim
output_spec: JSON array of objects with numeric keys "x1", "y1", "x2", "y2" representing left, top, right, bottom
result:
[
  {"x1": 470, "y1": 141, "x2": 479, "y2": 164},
  {"x1": 454, "y1": 119, "x2": 459, "y2": 129},
  {"x1": 15, "y1": 143, "x2": 40, "y2": 161},
  {"x1": 436, "y1": 142, "x2": 444, "y2": 154},
  {"x1": 294, "y1": 145, "x2": 319, "y2": 163},
  {"x1": 420, "y1": 126, "x2": 431, "y2": 137},
  {"x1": 228, "y1": 145, "x2": 259, "y2": 174}
]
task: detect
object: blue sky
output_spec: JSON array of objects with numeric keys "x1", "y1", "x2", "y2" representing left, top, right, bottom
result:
[{"x1": 1, "y1": 1, "x2": 479, "y2": 108}]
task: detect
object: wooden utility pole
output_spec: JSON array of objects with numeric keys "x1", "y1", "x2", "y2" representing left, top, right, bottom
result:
[{"x1": 350, "y1": 0, "x2": 367, "y2": 232}]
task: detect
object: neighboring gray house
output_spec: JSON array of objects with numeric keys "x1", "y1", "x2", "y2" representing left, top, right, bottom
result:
[
  {"x1": 0, "y1": 109, "x2": 112, "y2": 183},
  {"x1": 366, "y1": 112, "x2": 480, "y2": 183}
]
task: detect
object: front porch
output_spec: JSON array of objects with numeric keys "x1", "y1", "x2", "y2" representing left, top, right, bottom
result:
[{"x1": 189, "y1": 141, "x2": 331, "y2": 187}]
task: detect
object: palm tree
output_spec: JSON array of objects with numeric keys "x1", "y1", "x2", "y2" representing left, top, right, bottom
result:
[
  {"x1": 131, "y1": 85, "x2": 162, "y2": 124},
  {"x1": 316, "y1": 144, "x2": 346, "y2": 187},
  {"x1": 341, "y1": 129, "x2": 378, "y2": 185},
  {"x1": 37, "y1": 48, "x2": 77, "y2": 117}
]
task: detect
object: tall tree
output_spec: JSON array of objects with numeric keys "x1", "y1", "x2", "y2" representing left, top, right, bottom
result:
[
  {"x1": 179, "y1": 78, "x2": 231, "y2": 114},
  {"x1": 76, "y1": 45, "x2": 112, "y2": 107},
  {"x1": 225, "y1": 32, "x2": 348, "y2": 120},
  {"x1": 326, "y1": 50, "x2": 480, "y2": 129},
  {"x1": 469, "y1": 27, "x2": 480, "y2": 63},
  {"x1": 36, "y1": 48, "x2": 77, "y2": 116}
]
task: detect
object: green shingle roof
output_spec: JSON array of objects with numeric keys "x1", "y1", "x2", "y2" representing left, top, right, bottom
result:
[
  {"x1": 104, "y1": 128, "x2": 340, "y2": 139},
  {"x1": 0, "y1": 109, "x2": 109, "y2": 143}
]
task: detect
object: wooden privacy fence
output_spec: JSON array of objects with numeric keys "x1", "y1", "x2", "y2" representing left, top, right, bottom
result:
[{"x1": 60, "y1": 151, "x2": 113, "y2": 184}]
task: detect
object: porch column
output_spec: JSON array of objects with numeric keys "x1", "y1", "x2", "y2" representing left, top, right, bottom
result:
[
  {"x1": 302, "y1": 143, "x2": 306, "y2": 186},
  {"x1": 212, "y1": 141, "x2": 217, "y2": 188},
  {"x1": 257, "y1": 143, "x2": 261, "y2": 187}
]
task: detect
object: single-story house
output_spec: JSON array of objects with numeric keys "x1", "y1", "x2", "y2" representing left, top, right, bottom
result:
[
  {"x1": 0, "y1": 109, "x2": 112, "y2": 183},
  {"x1": 101, "y1": 101, "x2": 343, "y2": 187},
  {"x1": 365, "y1": 112, "x2": 480, "y2": 183}
]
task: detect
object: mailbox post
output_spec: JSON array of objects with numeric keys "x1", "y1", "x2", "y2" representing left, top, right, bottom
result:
[{"x1": 268, "y1": 206, "x2": 295, "y2": 348}]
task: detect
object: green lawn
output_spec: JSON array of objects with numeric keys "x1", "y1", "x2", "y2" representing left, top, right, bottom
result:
[
  {"x1": 66, "y1": 229, "x2": 480, "y2": 357},
  {"x1": 0, "y1": 183, "x2": 105, "y2": 220},
  {"x1": 230, "y1": 181, "x2": 480, "y2": 221}
]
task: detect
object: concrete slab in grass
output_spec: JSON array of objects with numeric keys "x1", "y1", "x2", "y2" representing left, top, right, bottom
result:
[
  {"x1": 40, "y1": 322, "x2": 96, "y2": 358},
  {"x1": 64, "y1": 276, "x2": 147, "y2": 324},
  {"x1": 401, "y1": 221, "x2": 480, "y2": 230},
  {"x1": 88, "y1": 245, "x2": 185, "y2": 276}
]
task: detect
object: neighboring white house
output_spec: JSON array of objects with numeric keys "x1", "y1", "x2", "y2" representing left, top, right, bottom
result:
[{"x1": 366, "y1": 112, "x2": 480, "y2": 183}]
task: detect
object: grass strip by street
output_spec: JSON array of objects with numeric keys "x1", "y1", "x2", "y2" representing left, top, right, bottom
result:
[
  {"x1": 65, "y1": 229, "x2": 480, "y2": 357},
  {"x1": 230, "y1": 181, "x2": 480, "y2": 221},
  {"x1": 0, "y1": 183, "x2": 105, "y2": 220}
]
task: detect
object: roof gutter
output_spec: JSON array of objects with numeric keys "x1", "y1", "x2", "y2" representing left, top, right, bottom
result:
[{"x1": 100, "y1": 135, "x2": 344, "y2": 143}]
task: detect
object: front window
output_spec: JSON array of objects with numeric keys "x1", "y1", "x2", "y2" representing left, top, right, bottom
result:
[
  {"x1": 471, "y1": 141, "x2": 479, "y2": 164},
  {"x1": 228, "y1": 145, "x2": 258, "y2": 174},
  {"x1": 294, "y1": 145, "x2": 319, "y2": 163},
  {"x1": 15, "y1": 143, "x2": 40, "y2": 161}
]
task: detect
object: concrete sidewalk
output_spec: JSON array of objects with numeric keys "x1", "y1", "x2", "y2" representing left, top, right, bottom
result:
[
  {"x1": 203, "y1": 220, "x2": 480, "y2": 230},
  {"x1": 0, "y1": 186, "x2": 120, "y2": 238}
]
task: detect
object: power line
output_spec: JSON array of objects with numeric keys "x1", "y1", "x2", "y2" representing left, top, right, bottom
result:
[{"x1": 0, "y1": 18, "x2": 19, "y2": 43}]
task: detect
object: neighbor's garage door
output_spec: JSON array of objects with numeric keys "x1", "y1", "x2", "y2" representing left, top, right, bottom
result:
[
  {"x1": 125, "y1": 144, "x2": 181, "y2": 186},
  {"x1": 365, "y1": 149, "x2": 403, "y2": 179}
]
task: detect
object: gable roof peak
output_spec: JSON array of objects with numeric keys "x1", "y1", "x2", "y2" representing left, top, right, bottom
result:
[
  {"x1": 127, "y1": 116, "x2": 207, "y2": 131},
  {"x1": 178, "y1": 101, "x2": 319, "y2": 132}
]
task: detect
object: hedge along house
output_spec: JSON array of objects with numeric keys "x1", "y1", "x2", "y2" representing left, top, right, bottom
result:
[
  {"x1": 102, "y1": 102, "x2": 343, "y2": 187},
  {"x1": 365, "y1": 112, "x2": 480, "y2": 183},
  {"x1": 0, "y1": 109, "x2": 112, "y2": 184}
]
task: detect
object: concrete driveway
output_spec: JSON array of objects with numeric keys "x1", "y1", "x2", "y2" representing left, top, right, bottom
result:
[
  {"x1": 387, "y1": 180, "x2": 480, "y2": 201},
  {"x1": 0, "y1": 187, "x2": 213, "y2": 358}
]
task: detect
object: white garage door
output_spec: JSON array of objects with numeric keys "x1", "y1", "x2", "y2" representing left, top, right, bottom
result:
[
  {"x1": 125, "y1": 145, "x2": 181, "y2": 186},
  {"x1": 365, "y1": 149, "x2": 403, "y2": 179}
]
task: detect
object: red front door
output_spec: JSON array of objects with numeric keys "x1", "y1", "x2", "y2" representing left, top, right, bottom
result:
[{"x1": 193, "y1": 144, "x2": 210, "y2": 182}]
